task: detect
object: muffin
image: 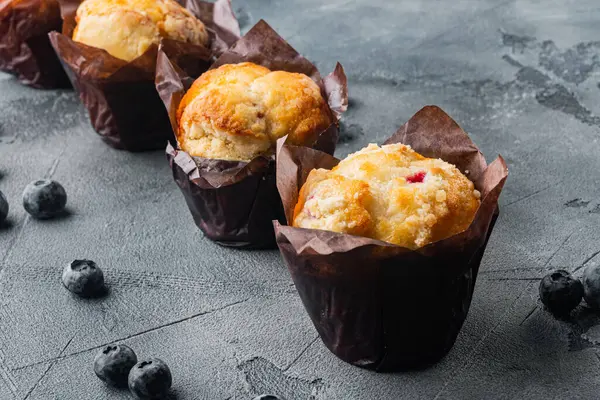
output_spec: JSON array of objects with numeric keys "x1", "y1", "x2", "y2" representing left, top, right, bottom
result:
[
  {"x1": 0, "y1": 0, "x2": 70, "y2": 88},
  {"x1": 160, "y1": 20, "x2": 346, "y2": 247},
  {"x1": 274, "y1": 105, "x2": 508, "y2": 370},
  {"x1": 176, "y1": 62, "x2": 334, "y2": 161},
  {"x1": 72, "y1": 0, "x2": 210, "y2": 61},
  {"x1": 49, "y1": 0, "x2": 239, "y2": 151},
  {"x1": 293, "y1": 143, "x2": 481, "y2": 249}
]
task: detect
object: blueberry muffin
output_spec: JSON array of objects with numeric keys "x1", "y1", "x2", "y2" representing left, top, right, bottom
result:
[
  {"x1": 72, "y1": 0, "x2": 209, "y2": 61},
  {"x1": 176, "y1": 62, "x2": 333, "y2": 161},
  {"x1": 293, "y1": 143, "x2": 481, "y2": 249}
]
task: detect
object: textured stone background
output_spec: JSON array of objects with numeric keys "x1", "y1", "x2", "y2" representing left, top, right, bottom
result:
[{"x1": 2, "y1": 0, "x2": 600, "y2": 398}]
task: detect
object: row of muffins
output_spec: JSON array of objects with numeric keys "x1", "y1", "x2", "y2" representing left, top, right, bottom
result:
[{"x1": 0, "y1": 0, "x2": 508, "y2": 370}]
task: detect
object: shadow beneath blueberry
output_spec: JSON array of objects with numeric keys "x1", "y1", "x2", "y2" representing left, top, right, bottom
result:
[
  {"x1": 70, "y1": 285, "x2": 111, "y2": 301},
  {"x1": 562, "y1": 304, "x2": 600, "y2": 351},
  {"x1": 568, "y1": 330, "x2": 596, "y2": 351},
  {"x1": 538, "y1": 300, "x2": 594, "y2": 323},
  {"x1": 0, "y1": 218, "x2": 14, "y2": 231},
  {"x1": 347, "y1": 97, "x2": 363, "y2": 112},
  {"x1": 539, "y1": 305, "x2": 574, "y2": 323},
  {"x1": 535, "y1": 288, "x2": 600, "y2": 350},
  {"x1": 338, "y1": 122, "x2": 365, "y2": 144},
  {"x1": 570, "y1": 304, "x2": 600, "y2": 322},
  {"x1": 166, "y1": 390, "x2": 181, "y2": 400},
  {"x1": 34, "y1": 207, "x2": 74, "y2": 222},
  {"x1": 90, "y1": 285, "x2": 110, "y2": 300}
]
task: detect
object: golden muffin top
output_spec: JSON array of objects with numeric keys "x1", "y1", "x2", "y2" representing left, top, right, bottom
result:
[
  {"x1": 293, "y1": 143, "x2": 481, "y2": 249},
  {"x1": 176, "y1": 62, "x2": 333, "y2": 161},
  {"x1": 72, "y1": 0, "x2": 209, "y2": 61}
]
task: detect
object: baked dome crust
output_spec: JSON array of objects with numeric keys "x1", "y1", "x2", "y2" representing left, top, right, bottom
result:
[
  {"x1": 72, "y1": 0, "x2": 209, "y2": 61},
  {"x1": 176, "y1": 62, "x2": 333, "y2": 161},
  {"x1": 293, "y1": 143, "x2": 481, "y2": 249}
]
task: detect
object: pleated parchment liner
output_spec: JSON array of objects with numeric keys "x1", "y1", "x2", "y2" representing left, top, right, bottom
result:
[
  {"x1": 157, "y1": 20, "x2": 348, "y2": 248},
  {"x1": 0, "y1": 0, "x2": 70, "y2": 88},
  {"x1": 274, "y1": 106, "x2": 508, "y2": 371},
  {"x1": 48, "y1": 0, "x2": 240, "y2": 151}
]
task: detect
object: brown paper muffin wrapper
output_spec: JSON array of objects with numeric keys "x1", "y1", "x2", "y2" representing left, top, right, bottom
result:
[
  {"x1": 0, "y1": 0, "x2": 70, "y2": 88},
  {"x1": 274, "y1": 106, "x2": 508, "y2": 370},
  {"x1": 158, "y1": 20, "x2": 348, "y2": 248},
  {"x1": 47, "y1": 0, "x2": 240, "y2": 151}
]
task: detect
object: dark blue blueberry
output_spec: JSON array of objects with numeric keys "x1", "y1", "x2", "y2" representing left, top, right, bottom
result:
[
  {"x1": 582, "y1": 264, "x2": 600, "y2": 308},
  {"x1": 539, "y1": 270, "x2": 583, "y2": 316},
  {"x1": 0, "y1": 190, "x2": 8, "y2": 224},
  {"x1": 94, "y1": 344, "x2": 137, "y2": 387},
  {"x1": 22, "y1": 179, "x2": 67, "y2": 219},
  {"x1": 62, "y1": 259, "x2": 105, "y2": 297},
  {"x1": 253, "y1": 395, "x2": 281, "y2": 400},
  {"x1": 128, "y1": 358, "x2": 172, "y2": 400}
]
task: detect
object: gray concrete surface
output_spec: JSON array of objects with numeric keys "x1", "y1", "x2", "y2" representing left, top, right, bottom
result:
[{"x1": 1, "y1": 0, "x2": 600, "y2": 398}]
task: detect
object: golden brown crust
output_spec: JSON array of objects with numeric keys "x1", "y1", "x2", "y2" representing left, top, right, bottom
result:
[
  {"x1": 177, "y1": 62, "x2": 333, "y2": 161},
  {"x1": 72, "y1": 0, "x2": 209, "y2": 61},
  {"x1": 293, "y1": 143, "x2": 481, "y2": 249}
]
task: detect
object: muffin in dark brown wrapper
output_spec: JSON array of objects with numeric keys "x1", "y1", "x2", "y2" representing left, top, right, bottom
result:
[
  {"x1": 274, "y1": 106, "x2": 508, "y2": 370},
  {"x1": 0, "y1": 0, "x2": 70, "y2": 88},
  {"x1": 48, "y1": 0, "x2": 240, "y2": 151},
  {"x1": 158, "y1": 20, "x2": 348, "y2": 248}
]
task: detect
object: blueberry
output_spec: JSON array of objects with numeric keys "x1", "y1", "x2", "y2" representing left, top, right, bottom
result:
[
  {"x1": 62, "y1": 259, "x2": 105, "y2": 297},
  {"x1": 0, "y1": 190, "x2": 8, "y2": 224},
  {"x1": 94, "y1": 344, "x2": 137, "y2": 387},
  {"x1": 253, "y1": 395, "x2": 281, "y2": 400},
  {"x1": 582, "y1": 264, "x2": 600, "y2": 308},
  {"x1": 128, "y1": 358, "x2": 172, "y2": 399},
  {"x1": 539, "y1": 270, "x2": 583, "y2": 316},
  {"x1": 22, "y1": 179, "x2": 67, "y2": 219}
]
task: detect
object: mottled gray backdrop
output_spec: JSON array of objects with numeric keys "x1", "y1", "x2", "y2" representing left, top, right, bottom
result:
[{"x1": 1, "y1": 0, "x2": 600, "y2": 398}]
